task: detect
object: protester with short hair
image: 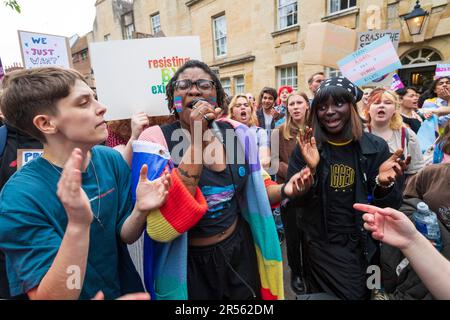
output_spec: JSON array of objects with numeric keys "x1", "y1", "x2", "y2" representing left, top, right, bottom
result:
[
  {"x1": 286, "y1": 76, "x2": 407, "y2": 300},
  {"x1": 307, "y1": 72, "x2": 325, "y2": 102},
  {"x1": 0, "y1": 67, "x2": 171, "y2": 300},
  {"x1": 396, "y1": 87, "x2": 422, "y2": 134}
]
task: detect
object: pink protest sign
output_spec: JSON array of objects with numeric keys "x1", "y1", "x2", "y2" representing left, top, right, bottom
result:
[{"x1": 338, "y1": 36, "x2": 402, "y2": 86}]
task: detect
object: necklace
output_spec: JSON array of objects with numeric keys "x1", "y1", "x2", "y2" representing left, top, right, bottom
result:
[{"x1": 44, "y1": 156, "x2": 104, "y2": 228}]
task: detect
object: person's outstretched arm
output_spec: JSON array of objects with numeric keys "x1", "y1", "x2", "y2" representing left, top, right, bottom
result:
[
  {"x1": 354, "y1": 203, "x2": 450, "y2": 300},
  {"x1": 120, "y1": 112, "x2": 149, "y2": 166}
]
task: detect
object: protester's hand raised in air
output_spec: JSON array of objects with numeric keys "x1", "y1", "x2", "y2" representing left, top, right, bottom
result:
[
  {"x1": 283, "y1": 166, "x2": 314, "y2": 198},
  {"x1": 135, "y1": 165, "x2": 171, "y2": 212},
  {"x1": 353, "y1": 203, "x2": 419, "y2": 251},
  {"x1": 57, "y1": 148, "x2": 93, "y2": 226},
  {"x1": 297, "y1": 127, "x2": 320, "y2": 172},
  {"x1": 378, "y1": 149, "x2": 410, "y2": 186},
  {"x1": 131, "y1": 112, "x2": 150, "y2": 140}
]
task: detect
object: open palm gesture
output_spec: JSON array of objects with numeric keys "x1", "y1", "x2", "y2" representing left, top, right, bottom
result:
[
  {"x1": 135, "y1": 165, "x2": 171, "y2": 213},
  {"x1": 297, "y1": 127, "x2": 320, "y2": 171}
]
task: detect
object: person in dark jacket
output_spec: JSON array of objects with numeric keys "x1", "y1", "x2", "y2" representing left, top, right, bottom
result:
[
  {"x1": 285, "y1": 77, "x2": 408, "y2": 300},
  {"x1": 0, "y1": 122, "x2": 43, "y2": 299}
]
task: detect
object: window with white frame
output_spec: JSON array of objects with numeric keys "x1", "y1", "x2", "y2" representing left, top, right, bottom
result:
[
  {"x1": 278, "y1": 0, "x2": 298, "y2": 30},
  {"x1": 234, "y1": 76, "x2": 245, "y2": 94},
  {"x1": 325, "y1": 67, "x2": 342, "y2": 78},
  {"x1": 122, "y1": 12, "x2": 135, "y2": 40},
  {"x1": 221, "y1": 78, "x2": 231, "y2": 96},
  {"x1": 213, "y1": 15, "x2": 227, "y2": 57},
  {"x1": 151, "y1": 13, "x2": 161, "y2": 34},
  {"x1": 328, "y1": 0, "x2": 357, "y2": 14},
  {"x1": 278, "y1": 66, "x2": 298, "y2": 90}
]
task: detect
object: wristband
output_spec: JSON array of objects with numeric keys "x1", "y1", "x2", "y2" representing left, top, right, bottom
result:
[{"x1": 375, "y1": 175, "x2": 394, "y2": 189}]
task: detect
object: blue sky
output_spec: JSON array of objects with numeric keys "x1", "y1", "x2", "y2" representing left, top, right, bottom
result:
[{"x1": 1, "y1": 0, "x2": 96, "y2": 67}]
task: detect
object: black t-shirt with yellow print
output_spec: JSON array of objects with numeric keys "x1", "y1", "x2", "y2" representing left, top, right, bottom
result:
[{"x1": 326, "y1": 140, "x2": 356, "y2": 232}]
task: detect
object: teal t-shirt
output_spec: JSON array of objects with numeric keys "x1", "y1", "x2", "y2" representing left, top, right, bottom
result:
[{"x1": 0, "y1": 146, "x2": 143, "y2": 299}]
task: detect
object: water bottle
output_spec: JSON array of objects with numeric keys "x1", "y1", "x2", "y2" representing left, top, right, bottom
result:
[{"x1": 413, "y1": 202, "x2": 443, "y2": 251}]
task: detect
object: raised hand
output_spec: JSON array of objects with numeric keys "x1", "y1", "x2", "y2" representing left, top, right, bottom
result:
[
  {"x1": 283, "y1": 166, "x2": 314, "y2": 198},
  {"x1": 353, "y1": 203, "x2": 418, "y2": 250},
  {"x1": 56, "y1": 148, "x2": 93, "y2": 226},
  {"x1": 131, "y1": 112, "x2": 150, "y2": 140},
  {"x1": 297, "y1": 126, "x2": 320, "y2": 171},
  {"x1": 378, "y1": 148, "x2": 411, "y2": 186},
  {"x1": 135, "y1": 165, "x2": 171, "y2": 212}
]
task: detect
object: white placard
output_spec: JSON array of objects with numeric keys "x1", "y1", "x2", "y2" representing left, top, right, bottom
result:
[
  {"x1": 90, "y1": 36, "x2": 202, "y2": 120},
  {"x1": 18, "y1": 30, "x2": 72, "y2": 69}
]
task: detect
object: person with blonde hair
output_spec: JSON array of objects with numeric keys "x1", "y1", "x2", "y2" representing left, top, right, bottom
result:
[
  {"x1": 271, "y1": 91, "x2": 310, "y2": 295},
  {"x1": 228, "y1": 94, "x2": 271, "y2": 170},
  {"x1": 367, "y1": 88, "x2": 424, "y2": 181}
]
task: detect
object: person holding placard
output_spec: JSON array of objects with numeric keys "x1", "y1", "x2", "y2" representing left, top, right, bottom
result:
[
  {"x1": 286, "y1": 76, "x2": 407, "y2": 300},
  {"x1": 0, "y1": 67, "x2": 171, "y2": 300}
]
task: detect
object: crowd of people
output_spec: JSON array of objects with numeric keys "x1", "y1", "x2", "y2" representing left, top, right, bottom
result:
[{"x1": 0, "y1": 62, "x2": 449, "y2": 300}]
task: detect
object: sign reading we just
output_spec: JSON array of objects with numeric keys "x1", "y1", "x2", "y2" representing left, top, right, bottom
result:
[
  {"x1": 18, "y1": 30, "x2": 72, "y2": 69},
  {"x1": 338, "y1": 36, "x2": 402, "y2": 87},
  {"x1": 90, "y1": 36, "x2": 201, "y2": 121}
]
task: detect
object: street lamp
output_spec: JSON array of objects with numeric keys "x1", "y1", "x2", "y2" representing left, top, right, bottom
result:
[{"x1": 403, "y1": 1, "x2": 429, "y2": 36}]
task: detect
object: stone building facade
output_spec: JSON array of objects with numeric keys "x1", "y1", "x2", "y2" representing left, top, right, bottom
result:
[{"x1": 90, "y1": 0, "x2": 450, "y2": 96}]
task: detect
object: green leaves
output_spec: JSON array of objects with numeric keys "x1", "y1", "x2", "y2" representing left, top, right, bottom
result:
[{"x1": 4, "y1": 0, "x2": 21, "y2": 13}]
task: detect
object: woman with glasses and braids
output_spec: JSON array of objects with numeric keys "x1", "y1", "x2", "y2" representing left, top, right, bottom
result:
[
  {"x1": 136, "y1": 60, "x2": 310, "y2": 300},
  {"x1": 285, "y1": 77, "x2": 407, "y2": 300}
]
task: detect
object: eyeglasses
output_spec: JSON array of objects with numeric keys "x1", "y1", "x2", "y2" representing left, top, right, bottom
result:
[{"x1": 174, "y1": 79, "x2": 215, "y2": 92}]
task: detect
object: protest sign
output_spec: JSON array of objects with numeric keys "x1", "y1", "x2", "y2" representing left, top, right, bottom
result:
[
  {"x1": 338, "y1": 36, "x2": 402, "y2": 87},
  {"x1": 303, "y1": 22, "x2": 357, "y2": 69},
  {"x1": 390, "y1": 73, "x2": 405, "y2": 91},
  {"x1": 17, "y1": 149, "x2": 43, "y2": 169},
  {"x1": 357, "y1": 29, "x2": 400, "y2": 50},
  {"x1": 18, "y1": 30, "x2": 72, "y2": 69},
  {"x1": 90, "y1": 36, "x2": 201, "y2": 120},
  {"x1": 435, "y1": 64, "x2": 450, "y2": 79}
]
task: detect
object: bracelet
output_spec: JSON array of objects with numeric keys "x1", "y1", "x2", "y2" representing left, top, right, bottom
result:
[{"x1": 375, "y1": 175, "x2": 394, "y2": 189}]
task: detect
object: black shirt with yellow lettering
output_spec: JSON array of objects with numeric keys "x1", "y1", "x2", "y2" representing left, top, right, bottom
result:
[{"x1": 326, "y1": 141, "x2": 356, "y2": 232}]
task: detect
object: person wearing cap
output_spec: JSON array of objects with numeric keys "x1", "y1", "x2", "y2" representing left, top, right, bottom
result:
[{"x1": 285, "y1": 76, "x2": 408, "y2": 300}]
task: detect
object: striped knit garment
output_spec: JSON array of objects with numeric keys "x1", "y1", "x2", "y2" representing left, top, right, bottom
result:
[{"x1": 138, "y1": 118, "x2": 284, "y2": 300}]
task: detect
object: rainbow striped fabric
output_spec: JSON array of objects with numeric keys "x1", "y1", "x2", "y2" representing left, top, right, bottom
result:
[{"x1": 139, "y1": 119, "x2": 284, "y2": 300}]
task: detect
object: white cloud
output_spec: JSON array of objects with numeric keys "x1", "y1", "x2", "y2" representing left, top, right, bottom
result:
[{"x1": 0, "y1": 0, "x2": 96, "y2": 67}]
